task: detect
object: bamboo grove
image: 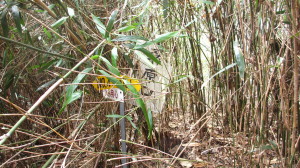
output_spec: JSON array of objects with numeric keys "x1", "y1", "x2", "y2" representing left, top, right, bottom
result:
[{"x1": 0, "y1": 0, "x2": 299, "y2": 167}]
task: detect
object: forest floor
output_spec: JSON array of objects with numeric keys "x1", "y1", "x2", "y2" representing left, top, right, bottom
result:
[{"x1": 125, "y1": 111, "x2": 283, "y2": 168}]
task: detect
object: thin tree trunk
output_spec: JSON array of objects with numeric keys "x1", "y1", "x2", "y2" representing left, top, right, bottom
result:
[{"x1": 291, "y1": 0, "x2": 299, "y2": 157}]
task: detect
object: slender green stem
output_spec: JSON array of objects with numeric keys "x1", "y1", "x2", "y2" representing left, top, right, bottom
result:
[{"x1": 0, "y1": 35, "x2": 77, "y2": 61}]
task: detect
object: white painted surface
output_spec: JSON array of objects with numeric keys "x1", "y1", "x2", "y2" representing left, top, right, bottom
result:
[
  {"x1": 137, "y1": 47, "x2": 172, "y2": 113},
  {"x1": 103, "y1": 88, "x2": 124, "y2": 102}
]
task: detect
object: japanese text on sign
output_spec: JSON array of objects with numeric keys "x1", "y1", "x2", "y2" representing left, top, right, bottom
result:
[
  {"x1": 142, "y1": 68, "x2": 156, "y2": 80},
  {"x1": 140, "y1": 49, "x2": 161, "y2": 96},
  {"x1": 103, "y1": 88, "x2": 124, "y2": 102}
]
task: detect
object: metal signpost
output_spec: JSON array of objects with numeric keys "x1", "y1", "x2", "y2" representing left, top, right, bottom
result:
[
  {"x1": 102, "y1": 88, "x2": 127, "y2": 167},
  {"x1": 92, "y1": 76, "x2": 141, "y2": 168}
]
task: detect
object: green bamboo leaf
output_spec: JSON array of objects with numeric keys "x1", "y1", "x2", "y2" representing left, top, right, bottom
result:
[
  {"x1": 117, "y1": 25, "x2": 136, "y2": 32},
  {"x1": 24, "y1": 30, "x2": 33, "y2": 45},
  {"x1": 133, "y1": 32, "x2": 178, "y2": 49},
  {"x1": 106, "y1": 114, "x2": 140, "y2": 133},
  {"x1": 124, "y1": 53, "x2": 134, "y2": 68},
  {"x1": 132, "y1": 22, "x2": 143, "y2": 26},
  {"x1": 1, "y1": 9, "x2": 9, "y2": 37},
  {"x1": 106, "y1": 114, "x2": 135, "y2": 121},
  {"x1": 133, "y1": 0, "x2": 149, "y2": 9},
  {"x1": 38, "y1": 60, "x2": 57, "y2": 72},
  {"x1": 153, "y1": 31, "x2": 179, "y2": 43},
  {"x1": 36, "y1": 79, "x2": 57, "y2": 91},
  {"x1": 283, "y1": 16, "x2": 290, "y2": 24},
  {"x1": 128, "y1": 118, "x2": 139, "y2": 131},
  {"x1": 106, "y1": 114, "x2": 123, "y2": 118},
  {"x1": 99, "y1": 70, "x2": 126, "y2": 92},
  {"x1": 122, "y1": 43, "x2": 135, "y2": 49},
  {"x1": 269, "y1": 140, "x2": 278, "y2": 149},
  {"x1": 123, "y1": 79, "x2": 152, "y2": 138},
  {"x1": 35, "y1": 9, "x2": 44, "y2": 13},
  {"x1": 105, "y1": 10, "x2": 118, "y2": 38},
  {"x1": 135, "y1": 48, "x2": 161, "y2": 65},
  {"x1": 29, "y1": 65, "x2": 40, "y2": 70},
  {"x1": 126, "y1": 116, "x2": 140, "y2": 134},
  {"x1": 276, "y1": 10, "x2": 285, "y2": 15},
  {"x1": 100, "y1": 56, "x2": 120, "y2": 76},
  {"x1": 260, "y1": 145, "x2": 273, "y2": 150},
  {"x1": 3, "y1": 69, "x2": 14, "y2": 91},
  {"x1": 59, "y1": 68, "x2": 92, "y2": 114},
  {"x1": 184, "y1": 18, "x2": 198, "y2": 28},
  {"x1": 201, "y1": 63, "x2": 237, "y2": 89},
  {"x1": 133, "y1": 41, "x2": 154, "y2": 49},
  {"x1": 51, "y1": 16, "x2": 69, "y2": 29},
  {"x1": 163, "y1": 0, "x2": 168, "y2": 19},
  {"x1": 233, "y1": 41, "x2": 245, "y2": 80},
  {"x1": 43, "y1": 28, "x2": 52, "y2": 39},
  {"x1": 112, "y1": 35, "x2": 149, "y2": 42},
  {"x1": 68, "y1": 68, "x2": 92, "y2": 95},
  {"x1": 134, "y1": 50, "x2": 155, "y2": 69},
  {"x1": 48, "y1": 4, "x2": 56, "y2": 10},
  {"x1": 201, "y1": 0, "x2": 215, "y2": 5},
  {"x1": 147, "y1": 109, "x2": 153, "y2": 138},
  {"x1": 91, "y1": 55, "x2": 99, "y2": 60},
  {"x1": 2, "y1": 48, "x2": 13, "y2": 66},
  {"x1": 91, "y1": 14, "x2": 106, "y2": 37},
  {"x1": 125, "y1": 116, "x2": 133, "y2": 121},
  {"x1": 111, "y1": 47, "x2": 118, "y2": 67},
  {"x1": 67, "y1": 91, "x2": 82, "y2": 105},
  {"x1": 2, "y1": 49, "x2": 8, "y2": 66},
  {"x1": 173, "y1": 75, "x2": 193, "y2": 83},
  {"x1": 11, "y1": 5, "x2": 22, "y2": 34},
  {"x1": 106, "y1": 114, "x2": 133, "y2": 121}
]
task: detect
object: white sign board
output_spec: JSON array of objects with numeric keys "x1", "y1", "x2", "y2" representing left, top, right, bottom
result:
[
  {"x1": 136, "y1": 47, "x2": 172, "y2": 113},
  {"x1": 103, "y1": 88, "x2": 124, "y2": 102}
]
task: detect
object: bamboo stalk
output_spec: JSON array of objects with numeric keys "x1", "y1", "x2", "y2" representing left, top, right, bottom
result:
[
  {"x1": 0, "y1": 42, "x2": 104, "y2": 145},
  {"x1": 291, "y1": 0, "x2": 299, "y2": 159}
]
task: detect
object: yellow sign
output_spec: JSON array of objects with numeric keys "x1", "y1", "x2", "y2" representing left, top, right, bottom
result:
[{"x1": 92, "y1": 75, "x2": 141, "y2": 91}]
